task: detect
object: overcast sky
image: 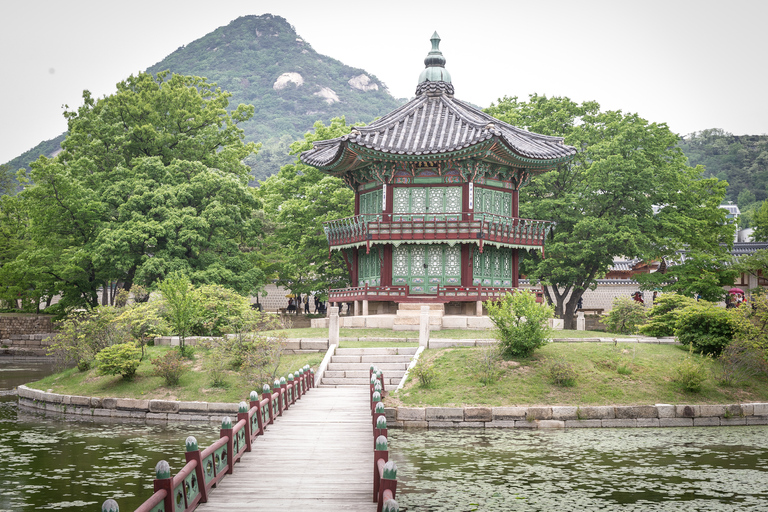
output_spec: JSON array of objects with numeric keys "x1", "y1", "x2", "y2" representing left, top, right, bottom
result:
[{"x1": 2, "y1": 0, "x2": 766, "y2": 164}]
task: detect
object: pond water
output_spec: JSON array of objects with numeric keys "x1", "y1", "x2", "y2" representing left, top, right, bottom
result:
[
  {"x1": 0, "y1": 360, "x2": 218, "y2": 512},
  {"x1": 389, "y1": 427, "x2": 768, "y2": 511},
  {"x1": 4, "y1": 361, "x2": 768, "y2": 511}
]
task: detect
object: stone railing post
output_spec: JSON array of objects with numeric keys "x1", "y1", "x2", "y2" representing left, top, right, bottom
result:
[
  {"x1": 577, "y1": 311, "x2": 586, "y2": 331},
  {"x1": 419, "y1": 305, "x2": 430, "y2": 348},
  {"x1": 329, "y1": 306, "x2": 340, "y2": 345}
]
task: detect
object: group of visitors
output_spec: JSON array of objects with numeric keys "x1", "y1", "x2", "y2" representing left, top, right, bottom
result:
[{"x1": 286, "y1": 295, "x2": 327, "y2": 314}]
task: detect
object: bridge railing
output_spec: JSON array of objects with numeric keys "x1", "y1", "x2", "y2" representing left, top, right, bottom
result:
[
  {"x1": 370, "y1": 366, "x2": 399, "y2": 512},
  {"x1": 100, "y1": 365, "x2": 315, "y2": 512}
]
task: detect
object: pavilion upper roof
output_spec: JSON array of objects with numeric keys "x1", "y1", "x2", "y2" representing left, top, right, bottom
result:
[{"x1": 301, "y1": 33, "x2": 576, "y2": 173}]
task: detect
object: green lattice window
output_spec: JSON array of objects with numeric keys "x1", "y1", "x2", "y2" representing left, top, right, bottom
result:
[
  {"x1": 473, "y1": 246, "x2": 513, "y2": 287},
  {"x1": 360, "y1": 189, "x2": 383, "y2": 217},
  {"x1": 358, "y1": 247, "x2": 381, "y2": 286},
  {"x1": 473, "y1": 187, "x2": 512, "y2": 220},
  {"x1": 392, "y1": 243, "x2": 461, "y2": 294},
  {"x1": 393, "y1": 186, "x2": 462, "y2": 220}
]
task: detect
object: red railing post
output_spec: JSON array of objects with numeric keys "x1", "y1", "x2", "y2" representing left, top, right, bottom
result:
[
  {"x1": 373, "y1": 436, "x2": 388, "y2": 502},
  {"x1": 262, "y1": 384, "x2": 274, "y2": 426},
  {"x1": 273, "y1": 379, "x2": 283, "y2": 417},
  {"x1": 153, "y1": 460, "x2": 174, "y2": 511},
  {"x1": 280, "y1": 377, "x2": 289, "y2": 411},
  {"x1": 250, "y1": 390, "x2": 264, "y2": 437},
  {"x1": 184, "y1": 436, "x2": 209, "y2": 503},
  {"x1": 237, "y1": 401, "x2": 251, "y2": 452},
  {"x1": 220, "y1": 417, "x2": 235, "y2": 475}
]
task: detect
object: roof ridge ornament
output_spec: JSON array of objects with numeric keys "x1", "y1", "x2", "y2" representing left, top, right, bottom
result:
[{"x1": 417, "y1": 32, "x2": 453, "y2": 96}]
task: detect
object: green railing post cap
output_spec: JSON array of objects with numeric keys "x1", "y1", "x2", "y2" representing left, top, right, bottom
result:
[
  {"x1": 375, "y1": 435, "x2": 388, "y2": 451},
  {"x1": 383, "y1": 499, "x2": 399, "y2": 512},
  {"x1": 383, "y1": 460, "x2": 398, "y2": 479},
  {"x1": 249, "y1": 390, "x2": 259, "y2": 401},
  {"x1": 280, "y1": 377, "x2": 286, "y2": 385},
  {"x1": 374, "y1": 380, "x2": 382, "y2": 391},
  {"x1": 273, "y1": 379, "x2": 280, "y2": 390},
  {"x1": 185, "y1": 436, "x2": 198, "y2": 452},
  {"x1": 222, "y1": 416, "x2": 232, "y2": 429},
  {"x1": 370, "y1": 375, "x2": 377, "y2": 384},
  {"x1": 101, "y1": 499, "x2": 119, "y2": 512},
  {"x1": 376, "y1": 416, "x2": 387, "y2": 429},
  {"x1": 155, "y1": 460, "x2": 171, "y2": 479},
  {"x1": 304, "y1": 364, "x2": 310, "y2": 371},
  {"x1": 375, "y1": 402, "x2": 385, "y2": 413},
  {"x1": 262, "y1": 384, "x2": 271, "y2": 394},
  {"x1": 288, "y1": 373, "x2": 294, "y2": 381},
  {"x1": 238, "y1": 401, "x2": 248, "y2": 413},
  {"x1": 372, "y1": 391, "x2": 381, "y2": 403},
  {"x1": 370, "y1": 364, "x2": 376, "y2": 371}
]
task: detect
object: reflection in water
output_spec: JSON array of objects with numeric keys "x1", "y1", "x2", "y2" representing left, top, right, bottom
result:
[
  {"x1": 389, "y1": 427, "x2": 768, "y2": 511},
  {"x1": 0, "y1": 361, "x2": 218, "y2": 511}
]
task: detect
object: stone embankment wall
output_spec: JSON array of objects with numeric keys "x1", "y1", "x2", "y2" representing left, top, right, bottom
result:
[
  {"x1": 17, "y1": 385, "x2": 234, "y2": 422},
  {"x1": 384, "y1": 404, "x2": 768, "y2": 429},
  {"x1": 0, "y1": 314, "x2": 56, "y2": 356}
]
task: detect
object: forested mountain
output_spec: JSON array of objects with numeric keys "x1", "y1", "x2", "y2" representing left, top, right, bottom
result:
[
  {"x1": 4, "y1": 14, "x2": 403, "y2": 183},
  {"x1": 679, "y1": 129, "x2": 768, "y2": 226}
]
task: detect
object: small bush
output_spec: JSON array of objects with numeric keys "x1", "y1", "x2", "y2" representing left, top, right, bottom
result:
[
  {"x1": 640, "y1": 294, "x2": 697, "y2": 337},
  {"x1": 673, "y1": 354, "x2": 708, "y2": 392},
  {"x1": 411, "y1": 358, "x2": 437, "y2": 388},
  {"x1": 713, "y1": 338, "x2": 768, "y2": 386},
  {"x1": 47, "y1": 306, "x2": 130, "y2": 371},
  {"x1": 95, "y1": 343, "x2": 141, "y2": 380},
  {"x1": 486, "y1": 291, "x2": 554, "y2": 358},
  {"x1": 617, "y1": 363, "x2": 633, "y2": 375},
  {"x1": 548, "y1": 359, "x2": 578, "y2": 387},
  {"x1": 467, "y1": 345, "x2": 503, "y2": 385},
  {"x1": 604, "y1": 296, "x2": 647, "y2": 334},
  {"x1": 675, "y1": 301, "x2": 736, "y2": 356},
  {"x1": 152, "y1": 351, "x2": 187, "y2": 386}
]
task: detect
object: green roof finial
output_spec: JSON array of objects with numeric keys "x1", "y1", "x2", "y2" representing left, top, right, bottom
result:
[{"x1": 418, "y1": 31, "x2": 451, "y2": 85}]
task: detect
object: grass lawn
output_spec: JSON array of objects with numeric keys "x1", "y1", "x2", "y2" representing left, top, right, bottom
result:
[
  {"x1": 389, "y1": 342, "x2": 768, "y2": 408},
  {"x1": 261, "y1": 327, "x2": 625, "y2": 340},
  {"x1": 27, "y1": 346, "x2": 324, "y2": 404}
]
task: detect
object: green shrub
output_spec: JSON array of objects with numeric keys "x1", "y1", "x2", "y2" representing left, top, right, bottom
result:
[
  {"x1": 713, "y1": 338, "x2": 768, "y2": 386},
  {"x1": 47, "y1": 306, "x2": 130, "y2": 371},
  {"x1": 548, "y1": 358, "x2": 578, "y2": 387},
  {"x1": 411, "y1": 358, "x2": 437, "y2": 388},
  {"x1": 673, "y1": 353, "x2": 708, "y2": 392},
  {"x1": 191, "y1": 284, "x2": 251, "y2": 337},
  {"x1": 467, "y1": 345, "x2": 503, "y2": 385},
  {"x1": 152, "y1": 351, "x2": 187, "y2": 386},
  {"x1": 95, "y1": 343, "x2": 141, "y2": 380},
  {"x1": 640, "y1": 294, "x2": 697, "y2": 337},
  {"x1": 486, "y1": 291, "x2": 554, "y2": 358},
  {"x1": 675, "y1": 301, "x2": 736, "y2": 356},
  {"x1": 158, "y1": 273, "x2": 200, "y2": 358},
  {"x1": 604, "y1": 296, "x2": 647, "y2": 334}
]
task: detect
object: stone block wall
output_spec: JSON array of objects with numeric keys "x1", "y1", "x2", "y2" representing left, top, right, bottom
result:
[{"x1": 0, "y1": 314, "x2": 55, "y2": 338}]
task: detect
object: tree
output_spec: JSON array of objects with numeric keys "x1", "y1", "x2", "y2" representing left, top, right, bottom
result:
[
  {"x1": 637, "y1": 251, "x2": 738, "y2": 302},
  {"x1": 158, "y1": 272, "x2": 200, "y2": 357},
  {"x1": 255, "y1": 117, "x2": 356, "y2": 298},
  {"x1": 0, "y1": 164, "x2": 17, "y2": 196},
  {"x1": 484, "y1": 95, "x2": 733, "y2": 328},
  {"x1": 12, "y1": 72, "x2": 264, "y2": 312},
  {"x1": 485, "y1": 290, "x2": 554, "y2": 358},
  {"x1": 754, "y1": 200, "x2": 768, "y2": 241}
]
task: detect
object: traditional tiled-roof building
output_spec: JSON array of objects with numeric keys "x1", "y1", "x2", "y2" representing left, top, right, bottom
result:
[{"x1": 301, "y1": 33, "x2": 576, "y2": 317}]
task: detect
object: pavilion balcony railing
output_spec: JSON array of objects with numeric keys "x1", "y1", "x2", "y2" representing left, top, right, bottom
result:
[
  {"x1": 323, "y1": 213, "x2": 553, "y2": 249},
  {"x1": 328, "y1": 284, "x2": 544, "y2": 303}
]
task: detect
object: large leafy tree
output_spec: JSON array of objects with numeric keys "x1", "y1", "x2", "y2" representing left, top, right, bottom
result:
[
  {"x1": 11, "y1": 72, "x2": 263, "y2": 311},
  {"x1": 485, "y1": 95, "x2": 732, "y2": 328},
  {"x1": 754, "y1": 200, "x2": 768, "y2": 241},
  {"x1": 256, "y1": 117, "x2": 356, "y2": 299}
]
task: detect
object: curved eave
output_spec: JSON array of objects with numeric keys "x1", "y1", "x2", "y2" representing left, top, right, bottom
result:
[{"x1": 307, "y1": 136, "x2": 573, "y2": 175}]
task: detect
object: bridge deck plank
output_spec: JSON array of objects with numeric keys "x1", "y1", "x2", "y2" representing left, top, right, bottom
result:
[{"x1": 195, "y1": 386, "x2": 377, "y2": 511}]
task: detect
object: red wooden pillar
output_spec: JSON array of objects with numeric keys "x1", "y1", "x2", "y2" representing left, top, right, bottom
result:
[
  {"x1": 511, "y1": 189, "x2": 519, "y2": 218},
  {"x1": 352, "y1": 247, "x2": 359, "y2": 287},
  {"x1": 355, "y1": 190, "x2": 360, "y2": 216},
  {"x1": 462, "y1": 182, "x2": 470, "y2": 221},
  {"x1": 461, "y1": 244, "x2": 473, "y2": 288},
  {"x1": 381, "y1": 245, "x2": 393, "y2": 287},
  {"x1": 512, "y1": 248, "x2": 519, "y2": 288}
]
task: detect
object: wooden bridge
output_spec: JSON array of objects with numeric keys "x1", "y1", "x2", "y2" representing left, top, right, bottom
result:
[
  {"x1": 103, "y1": 365, "x2": 399, "y2": 512},
  {"x1": 196, "y1": 386, "x2": 376, "y2": 511}
]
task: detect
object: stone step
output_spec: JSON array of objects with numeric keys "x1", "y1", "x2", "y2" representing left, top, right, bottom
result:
[
  {"x1": 359, "y1": 355, "x2": 414, "y2": 363},
  {"x1": 392, "y1": 316, "x2": 442, "y2": 325},
  {"x1": 324, "y1": 370, "x2": 406, "y2": 380},
  {"x1": 335, "y1": 347, "x2": 418, "y2": 356},
  {"x1": 320, "y1": 377, "x2": 401, "y2": 386},
  {"x1": 327, "y1": 362, "x2": 410, "y2": 371},
  {"x1": 398, "y1": 303, "x2": 445, "y2": 311},
  {"x1": 395, "y1": 310, "x2": 444, "y2": 318}
]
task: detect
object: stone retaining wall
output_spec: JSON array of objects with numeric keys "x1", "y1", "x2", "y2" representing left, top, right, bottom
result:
[
  {"x1": 0, "y1": 314, "x2": 55, "y2": 338},
  {"x1": 17, "y1": 385, "x2": 233, "y2": 422},
  {"x1": 153, "y1": 336, "x2": 329, "y2": 353},
  {"x1": 384, "y1": 403, "x2": 768, "y2": 429}
]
